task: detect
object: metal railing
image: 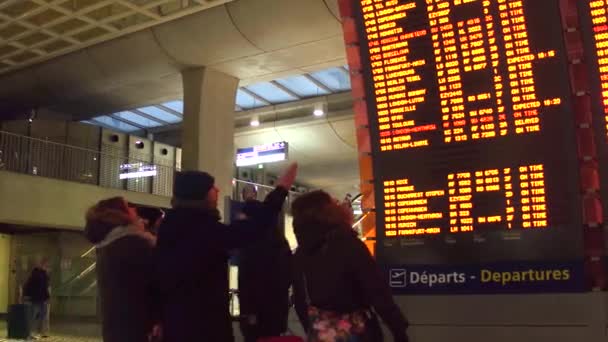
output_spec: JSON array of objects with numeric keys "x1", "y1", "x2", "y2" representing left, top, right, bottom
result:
[
  {"x1": 0, "y1": 130, "x2": 177, "y2": 197},
  {"x1": 232, "y1": 178, "x2": 304, "y2": 211}
]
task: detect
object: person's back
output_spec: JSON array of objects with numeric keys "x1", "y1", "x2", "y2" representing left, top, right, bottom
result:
[
  {"x1": 238, "y1": 208, "x2": 292, "y2": 340},
  {"x1": 291, "y1": 191, "x2": 409, "y2": 342},
  {"x1": 157, "y1": 207, "x2": 236, "y2": 341},
  {"x1": 156, "y1": 166, "x2": 296, "y2": 342},
  {"x1": 85, "y1": 197, "x2": 157, "y2": 342},
  {"x1": 24, "y1": 263, "x2": 51, "y2": 338},
  {"x1": 24, "y1": 267, "x2": 49, "y2": 304}
]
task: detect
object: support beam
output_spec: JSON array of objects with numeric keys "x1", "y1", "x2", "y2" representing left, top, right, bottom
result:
[
  {"x1": 270, "y1": 80, "x2": 301, "y2": 100},
  {"x1": 303, "y1": 74, "x2": 333, "y2": 93},
  {"x1": 239, "y1": 87, "x2": 272, "y2": 106},
  {"x1": 107, "y1": 114, "x2": 146, "y2": 130},
  {"x1": 130, "y1": 109, "x2": 170, "y2": 125},
  {"x1": 155, "y1": 104, "x2": 183, "y2": 118}
]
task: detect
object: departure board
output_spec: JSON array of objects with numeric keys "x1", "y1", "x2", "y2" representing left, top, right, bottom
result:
[
  {"x1": 354, "y1": 0, "x2": 583, "y2": 266},
  {"x1": 580, "y1": 0, "x2": 608, "y2": 223}
]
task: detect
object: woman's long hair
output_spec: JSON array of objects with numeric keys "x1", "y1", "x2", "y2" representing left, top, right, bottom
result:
[{"x1": 291, "y1": 190, "x2": 353, "y2": 251}]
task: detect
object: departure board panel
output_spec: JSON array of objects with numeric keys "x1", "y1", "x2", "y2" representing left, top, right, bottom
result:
[
  {"x1": 354, "y1": 0, "x2": 583, "y2": 267},
  {"x1": 580, "y1": 0, "x2": 608, "y2": 224},
  {"x1": 363, "y1": 0, "x2": 563, "y2": 151}
]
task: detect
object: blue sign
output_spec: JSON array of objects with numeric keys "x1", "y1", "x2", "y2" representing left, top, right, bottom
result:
[
  {"x1": 236, "y1": 141, "x2": 288, "y2": 167},
  {"x1": 386, "y1": 261, "x2": 586, "y2": 294}
]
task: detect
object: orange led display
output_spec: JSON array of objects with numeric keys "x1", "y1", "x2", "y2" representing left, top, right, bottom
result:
[
  {"x1": 382, "y1": 164, "x2": 548, "y2": 238},
  {"x1": 589, "y1": 0, "x2": 608, "y2": 138},
  {"x1": 353, "y1": 0, "x2": 582, "y2": 264},
  {"x1": 361, "y1": 0, "x2": 562, "y2": 150}
]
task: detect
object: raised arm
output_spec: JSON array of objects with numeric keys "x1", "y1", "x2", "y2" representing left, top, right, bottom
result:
[{"x1": 218, "y1": 163, "x2": 298, "y2": 249}]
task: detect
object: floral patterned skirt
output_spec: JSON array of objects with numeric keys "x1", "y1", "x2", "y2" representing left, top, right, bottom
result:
[{"x1": 306, "y1": 306, "x2": 376, "y2": 342}]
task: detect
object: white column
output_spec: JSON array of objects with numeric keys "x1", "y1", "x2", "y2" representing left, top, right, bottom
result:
[{"x1": 181, "y1": 67, "x2": 238, "y2": 212}]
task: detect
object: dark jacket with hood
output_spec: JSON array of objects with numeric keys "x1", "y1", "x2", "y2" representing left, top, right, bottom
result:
[
  {"x1": 238, "y1": 198, "x2": 292, "y2": 336},
  {"x1": 156, "y1": 187, "x2": 288, "y2": 342},
  {"x1": 85, "y1": 206, "x2": 158, "y2": 342},
  {"x1": 292, "y1": 224, "x2": 409, "y2": 342}
]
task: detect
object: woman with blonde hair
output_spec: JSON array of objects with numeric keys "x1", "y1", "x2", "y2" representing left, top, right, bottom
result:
[
  {"x1": 84, "y1": 197, "x2": 158, "y2": 342},
  {"x1": 291, "y1": 190, "x2": 409, "y2": 342}
]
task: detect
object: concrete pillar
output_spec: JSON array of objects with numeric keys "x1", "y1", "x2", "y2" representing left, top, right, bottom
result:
[{"x1": 181, "y1": 67, "x2": 239, "y2": 209}]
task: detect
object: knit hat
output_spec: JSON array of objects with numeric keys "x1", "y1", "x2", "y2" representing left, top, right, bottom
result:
[{"x1": 173, "y1": 171, "x2": 215, "y2": 200}]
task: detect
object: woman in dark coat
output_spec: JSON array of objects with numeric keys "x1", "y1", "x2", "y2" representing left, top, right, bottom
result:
[
  {"x1": 84, "y1": 197, "x2": 158, "y2": 342},
  {"x1": 291, "y1": 190, "x2": 409, "y2": 342}
]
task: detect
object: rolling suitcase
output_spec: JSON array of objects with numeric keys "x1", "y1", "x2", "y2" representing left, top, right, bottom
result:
[{"x1": 7, "y1": 303, "x2": 31, "y2": 339}]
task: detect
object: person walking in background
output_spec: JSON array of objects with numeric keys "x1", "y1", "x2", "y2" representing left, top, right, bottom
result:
[
  {"x1": 238, "y1": 184, "x2": 293, "y2": 341},
  {"x1": 156, "y1": 163, "x2": 298, "y2": 342},
  {"x1": 84, "y1": 197, "x2": 159, "y2": 342},
  {"x1": 291, "y1": 190, "x2": 409, "y2": 342},
  {"x1": 23, "y1": 258, "x2": 51, "y2": 339}
]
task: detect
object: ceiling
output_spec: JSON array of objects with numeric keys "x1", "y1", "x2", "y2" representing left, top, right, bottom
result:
[
  {"x1": 82, "y1": 65, "x2": 351, "y2": 131},
  {"x1": 0, "y1": 0, "x2": 358, "y2": 196},
  {"x1": 0, "y1": 0, "x2": 345, "y2": 118},
  {"x1": 0, "y1": 0, "x2": 234, "y2": 75}
]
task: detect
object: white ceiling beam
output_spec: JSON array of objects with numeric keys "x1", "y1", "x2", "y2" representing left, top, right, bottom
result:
[
  {"x1": 129, "y1": 109, "x2": 170, "y2": 125},
  {"x1": 0, "y1": 0, "x2": 21, "y2": 11},
  {"x1": 155, "y1": 104, "x2": 183, "y2": 118},
  {"x1": 0, "y1": 0, "x2": 233, "y2": 76},
  {"x1": 108, "y1": 114, "x2": 147, "y2": 130},
  {"x1": 30, "y1": 0, "x2": 120, "y2": 33},
  {"x1": 114, "y1": 0, "x2": 161, "y2": 20},
  {"x1": 239, "y1": 87, "x2": 272, "y2": 106},
  {"x1": 270, "y1": 80, "x2": 301, "y2": 100}
]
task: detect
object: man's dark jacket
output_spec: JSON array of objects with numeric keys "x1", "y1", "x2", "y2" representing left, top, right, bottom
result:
[
  {"x1": 156, "y1": 187, "x2": 287, "y2": 342},
  {"x1": 238, "y1": 198, "x2": 292, "y2": 339},
  {"x1": 24, "y1": 267, "x2": 50, "y2": 303}
]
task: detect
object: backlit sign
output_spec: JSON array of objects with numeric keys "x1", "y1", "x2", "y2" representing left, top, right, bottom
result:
[
  {"x1": 119, "y1": 162, "x2": 157, "y2": 179},
  {"x1": 236, "y1": 142, "x2": 288, "y2": 167},
  {"x1": 353, "y1": 0, "x2": 583, "y2": 273}
]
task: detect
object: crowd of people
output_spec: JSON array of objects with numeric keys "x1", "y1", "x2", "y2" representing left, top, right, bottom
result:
[{"x1": 83, "y1": 163, "x2": 409, "y2": 342}]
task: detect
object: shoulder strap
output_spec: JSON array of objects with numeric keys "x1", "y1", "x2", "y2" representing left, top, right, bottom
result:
[{"x1": 302, "y1": 272, "x2": 311, "y2": 306}]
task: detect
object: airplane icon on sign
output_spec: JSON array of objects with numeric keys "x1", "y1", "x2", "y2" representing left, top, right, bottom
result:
[{"x1": 389, "y1": 269, "x2": 407, "y2": 287}]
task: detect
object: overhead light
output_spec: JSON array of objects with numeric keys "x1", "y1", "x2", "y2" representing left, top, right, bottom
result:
[
  {"x1": 250, "y1": 115, "x2": 260, "y2": 127},
  {"x1": 313, "y1": 103, "x2": 325, "y2": 117}
]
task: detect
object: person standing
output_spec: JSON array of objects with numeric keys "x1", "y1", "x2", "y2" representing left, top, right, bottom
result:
[
  {"x1": 238, "y1": 185, "x2": 293, "y2": 342},
  {"x1": 156, "y1": 163, "x2": 297, "y2": 342},
  {"x1": 291, "y1": 190, "x2": 409, "y2": 342},
  {"x1": 23, "y1": 258, "x2": 51, "y2": 339},
  {"x1": 84, "y1": 197, "x2": 158, "y2": 342}
]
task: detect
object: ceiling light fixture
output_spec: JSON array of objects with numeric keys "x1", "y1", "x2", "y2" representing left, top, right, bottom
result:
[
  {"x1": 250, "y1": 115, "x2": 260, "y2": 127},
  {"x1": 313, "y1": 103, "x2": 325, "y2": 117}
]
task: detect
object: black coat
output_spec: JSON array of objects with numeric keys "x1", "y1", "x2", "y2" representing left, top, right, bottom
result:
[
  {"x1": 95, "y1": 229, "x2": 158, "y2": 342},
  {"x1": 238, "y1": 199, "x2": 292, "y2": 336},
  {"x1": 292, "y1": 229, "x2": 409, "y2": 342},
  {"x1": 156, "y1": 187, "x2": 287, "y2": 342}
]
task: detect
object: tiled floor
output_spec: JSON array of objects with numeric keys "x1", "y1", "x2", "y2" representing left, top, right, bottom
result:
[
  {"x1": 0, "y1": 321, "x2": 101, "y2": 342},
  {"x1": 0, "y1": 317, "x2": 305, "y2": 342}
]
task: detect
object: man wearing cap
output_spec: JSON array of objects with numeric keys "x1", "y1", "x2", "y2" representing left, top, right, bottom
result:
[{"x1": 156, "y1": 164, "x2": 297, "y2": 342}]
